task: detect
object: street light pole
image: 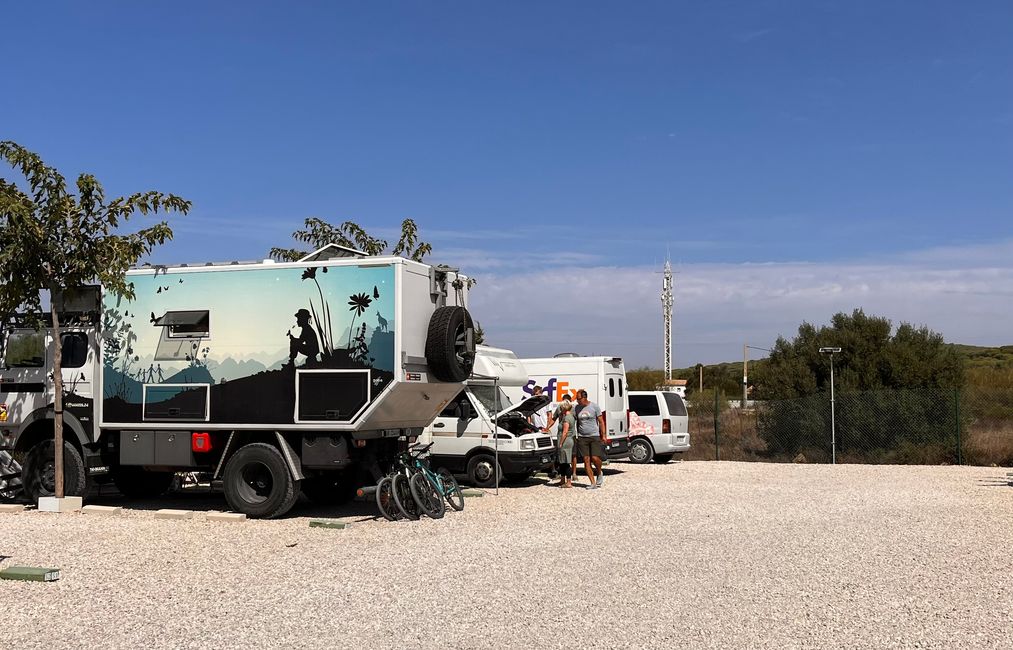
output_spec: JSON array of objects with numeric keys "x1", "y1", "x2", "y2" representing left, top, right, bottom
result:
[{"x1": 820, "y1": 347, "x2": 841, "y2": 464}]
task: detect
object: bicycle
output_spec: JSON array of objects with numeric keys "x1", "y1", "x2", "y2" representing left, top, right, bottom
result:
[{"x1": 403, "y1": 443, "x2": 464, "y2": 518}]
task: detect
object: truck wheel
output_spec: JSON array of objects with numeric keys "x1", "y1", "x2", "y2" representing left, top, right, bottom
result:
[
  {"x1": 466, "y1": 454, "x2": 503, "y2": 488},
  {"x1": 113, "y1": 468, "x2": 175, "y2": 499},
  {"x1": 629, "y1": 438, "x2": 654, "y2": 464},
  {"x1": 302, "y1": 472, "x2": 357, "y2": 506},
  {"x1": 223, "y1": 443, "x2": 299, "y2": 519},
  {"x1": 22, "y1": 440, "x2": 88, "y2": 501},
  {"x1": 425, "y1": 306, "x2": 476, "y2": 382},
  {"x1": 653, "y1": 453, "x2": 674, "y2": 464}
]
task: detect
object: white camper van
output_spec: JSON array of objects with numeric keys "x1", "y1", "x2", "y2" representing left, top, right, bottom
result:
[
  {"x1": 0, "y1": 245, "x2": 476, "y2": 518},
  {"x1": 512, "y1": 355, "x2": 630, "y2": 460},
  {"x1": 422, "y1": 346, "x2": 555, "y2": 488}
]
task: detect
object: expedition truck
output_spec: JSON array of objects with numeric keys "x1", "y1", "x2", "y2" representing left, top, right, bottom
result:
[
  {"x1": 0, "y1": 245, "x2": 476, "y2": 518},
  {"x1": 420, "y1": 345, "x2": 554, "y2": 487},
  {"x1": 509, "y1": 355, "x2": 631, "y2": 460}
]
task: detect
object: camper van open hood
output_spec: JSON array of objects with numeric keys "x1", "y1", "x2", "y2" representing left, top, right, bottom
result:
[{"x1": 496, "y1": 394, "x2": 550, "y2": 418}]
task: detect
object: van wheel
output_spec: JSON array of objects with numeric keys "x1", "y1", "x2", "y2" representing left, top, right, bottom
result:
[
  {"x1": 223, "y1": 443, "x2": 299, "y2": 519},
  {"x1": 114, "y1": 468, "x2": 175, "y2": 499},
  {"x1": 425, "y1": 306, "x2": 476, "y2": 382},
  {"x1": 629, "y1": 438, "x2": 654, "y2": 464},
  {"x1": 466, "y1": 454, "x2": 503, "y2": 488},
  {"x1": 22, "y1": 440, "x2": 88, "y2": 501},
  {"x1": 653, "y1": 453, "x2": 674, "y2": 464}
]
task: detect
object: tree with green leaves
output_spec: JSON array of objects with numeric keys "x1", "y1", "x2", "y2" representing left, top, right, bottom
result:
[
  {"x1": 270, "y1": 217, "x2": 433, "y2": 262},
  {"x1": 0, "y1": 141, "x2": 190, "y2": 499},
  {"x1": 753, "y1": 309, "x2": 964, "y2": 461}
]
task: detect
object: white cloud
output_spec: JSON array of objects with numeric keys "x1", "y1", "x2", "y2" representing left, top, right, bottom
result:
[{"x1": 467, "y1": 240, "x2": 1013, "y2": 368}]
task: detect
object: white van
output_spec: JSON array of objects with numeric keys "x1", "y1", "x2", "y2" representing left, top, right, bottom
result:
[
  {"x1": 421, "y1": 346, "x2": 555, "y2": 487},
  {"x1": 627, "y1": 390, "x2": 691, "y2": 463},
  {"x1": 512, "y1": 355, "x2": 630, "y2": 460}
]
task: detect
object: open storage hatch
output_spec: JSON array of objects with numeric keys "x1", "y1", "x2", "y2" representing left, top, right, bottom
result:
[{"x1": 295, "y1": 369, "x2": 370, "y2": 423}]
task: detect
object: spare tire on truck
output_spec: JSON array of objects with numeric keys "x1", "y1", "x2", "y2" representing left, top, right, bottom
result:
[{"x1": 425, "y1": 306, "x2": 476, "y2": 382}]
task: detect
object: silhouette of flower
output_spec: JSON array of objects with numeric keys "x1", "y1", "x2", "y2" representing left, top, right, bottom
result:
[{"x1": 347, "y1": 293, "x2": 372, "y2": 316}]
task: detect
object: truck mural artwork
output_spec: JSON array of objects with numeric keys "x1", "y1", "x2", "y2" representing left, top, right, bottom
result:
[
  {"x1": 0, "y1": 245, "x2": 477, "y2": 518},
  {"x1": 101, "y1": 263, "x2": 397, "y2": 425}
]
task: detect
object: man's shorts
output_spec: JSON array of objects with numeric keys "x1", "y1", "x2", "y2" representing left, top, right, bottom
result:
[{"x1": 575, "y1": 436, "x2": 605, "y2": 459}]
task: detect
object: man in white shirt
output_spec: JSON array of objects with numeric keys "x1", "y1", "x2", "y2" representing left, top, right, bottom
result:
[{"x1": 529, "y1": 385, "x2": 550, "y2": 430}]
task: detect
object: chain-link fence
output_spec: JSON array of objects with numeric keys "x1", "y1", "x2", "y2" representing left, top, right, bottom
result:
[{"x1": 686, "y1": 386, "x2": 1013, "y2": 466}]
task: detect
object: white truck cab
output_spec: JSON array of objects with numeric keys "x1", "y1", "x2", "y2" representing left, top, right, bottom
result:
[
  {"x1": 422, "y1": 346, "x2": 555, "y2": 487},
  {"x1": 627, "y1": 390, "x2": 691, "y2": 463}
]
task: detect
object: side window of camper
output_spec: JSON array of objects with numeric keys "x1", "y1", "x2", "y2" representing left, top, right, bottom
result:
[
  {"x1": 629, "y1": 395, "x2": 661, "y2": 416},
  {"x1": 618, "y1": 378, "x2": 623, "y2": 397},
  {"x1": 156, "y1": 310, "x2": 210, "y2": 338},
  {"x1": 61, "y1": 332, "x2": 89, "y2": 369},
  {"x1": 608, "y1": 378, "x2": 615, "y2": 397},
  {"x1": 4, "y1": 330, "x2": 45, "y2": 368}
]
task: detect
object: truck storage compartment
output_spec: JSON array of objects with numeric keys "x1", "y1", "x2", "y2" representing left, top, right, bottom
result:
[
  {"x1": 142, "y1": 384, "x2": 210, "y2": 421},
  {"x1": 295, "y1": 369, "x2": 369, "y2": 422},
  {"x1": 120, "y1": 430, "x2": 195, "y2": 466}
]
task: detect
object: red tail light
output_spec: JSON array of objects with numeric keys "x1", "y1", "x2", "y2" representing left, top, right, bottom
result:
[
  {"x1": 662, "y1": 419, "x2": 671, "y2": 434},
  {"x1": 191, "y1": 432, "x2": 211, "y2": 453}
]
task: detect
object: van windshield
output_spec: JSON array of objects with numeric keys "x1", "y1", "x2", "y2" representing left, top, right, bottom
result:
[{"x1": 470, "y1": 385, "x2": 512, "y2": 415}]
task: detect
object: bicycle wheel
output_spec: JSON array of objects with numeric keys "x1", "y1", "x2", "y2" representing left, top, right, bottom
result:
[
  {"x1": 375, "y1": 476, "x2": 399, "y2": 521},
  {"x1": 391, "y1": 472, "x2": 420, "y2": 520},
  {"x1": 438, "y1": 468, "x2": 465, "y2": 512},
  {"x1": 410, "y1": 472, "x2": 446, "y2": 519}
]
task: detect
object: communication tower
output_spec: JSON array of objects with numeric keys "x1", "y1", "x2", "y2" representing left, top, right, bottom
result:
[{"x1": 662, "y1": 259, "x2": 673, "y2": 381}]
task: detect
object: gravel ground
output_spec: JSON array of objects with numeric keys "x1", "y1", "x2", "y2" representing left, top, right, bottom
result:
[{"x1": 4, "y1": 461, "x2": 1013, "y2": 649}]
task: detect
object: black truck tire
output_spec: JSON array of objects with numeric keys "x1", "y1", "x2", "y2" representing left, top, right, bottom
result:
[
  {"x1": 22, "y1": 439, "x2": 88, "y2": 502},
  {"x1": 223, "y1": 443, "x2": 299, "y2": 519},
  {"x1": 114, "y1": 468, "x2": 175, "y2": 499},
  {"x1": 425, "y1": 306, "x2": 476, "y2": 382},
  {"x1": 466, "y1": 454, "x2": 504, "y2": 488}
]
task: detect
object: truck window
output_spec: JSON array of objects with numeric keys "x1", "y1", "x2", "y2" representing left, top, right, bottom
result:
[
  {"x1": 4, "y1": 330, "x2": 45, "y2": 368},
  {"x1": 629, "y1": 394, "x2": 660, "y2": 416},
  {"x1": 608, "y1": 378, "x2": 615, "y2": 397},
  {"x1": 440, "y1": 391, "x2": 468, "y2": 418},
  {"x1": 61, "y1": 332, "x2": 88, "y2": 369},
  {"x1": 662, "y1": 392, "x2": 688, "y2": 417},
  {"x1": 618, "y1": 378, "x2": 623, "y2": 397}
]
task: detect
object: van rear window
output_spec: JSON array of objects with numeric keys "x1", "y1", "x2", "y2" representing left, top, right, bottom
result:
[
  {"x1": 629, "y1": 395, "x2": 660, "y2": 416},
  {"x1": 662, "y1": 393, "x2": 688, "y2": 417},
  {"x1": 608, "y1": 378, "x2": 615, "y2": 398}
]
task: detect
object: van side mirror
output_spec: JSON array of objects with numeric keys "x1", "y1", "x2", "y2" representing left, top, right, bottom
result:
[{"x1": 458, "y1": 400, "x2": 473, "y2": 420}]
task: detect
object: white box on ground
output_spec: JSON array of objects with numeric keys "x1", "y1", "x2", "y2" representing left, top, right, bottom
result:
[
  {"x1": 82, "y1": 505, "x2": 123, "y2": 516},
  {"x1": 154, "y1": 509, "x2": 194, "y2": 520},
  {"x1": 38, "y1": 496, "x2": 83, "y2": 513}
]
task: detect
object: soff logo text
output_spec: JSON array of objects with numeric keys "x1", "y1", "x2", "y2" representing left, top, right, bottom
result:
[{"x1": 522, "y1": 378, "x2": 584, "y2": 402}]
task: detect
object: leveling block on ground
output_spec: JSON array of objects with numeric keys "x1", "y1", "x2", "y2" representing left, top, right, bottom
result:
[
  {"x1": 309, "y1": 519, "x2": 351, "y2": 530},
  {"x1": 0, "y1": 566, "x2": 60, "y2": 582}
]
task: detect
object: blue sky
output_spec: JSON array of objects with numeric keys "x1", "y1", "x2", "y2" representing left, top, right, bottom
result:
[{"x1": 3, "y1": 1, "x2": 1012, "y2": 366}]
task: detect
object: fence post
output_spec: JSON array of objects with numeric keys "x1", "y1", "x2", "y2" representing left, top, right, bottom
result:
[
  {"x1": 714, "y1": 390, "x2": 720, "y2": 461},
  {"x1": 954, "y1": 387, "x2": 962, "y2": 465}
]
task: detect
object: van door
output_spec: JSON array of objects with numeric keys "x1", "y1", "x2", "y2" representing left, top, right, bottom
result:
[
  {"x1": 603, "y1": 369, "x2": 628, "y2": 437},
  {"x1": 427, "y1": 390, "x2": 483, "y2": 472}
]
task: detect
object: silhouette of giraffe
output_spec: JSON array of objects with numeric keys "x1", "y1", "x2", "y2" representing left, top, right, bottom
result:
[{"x1": 376, "y1": 311, "x2": 388, "y2": 332}]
